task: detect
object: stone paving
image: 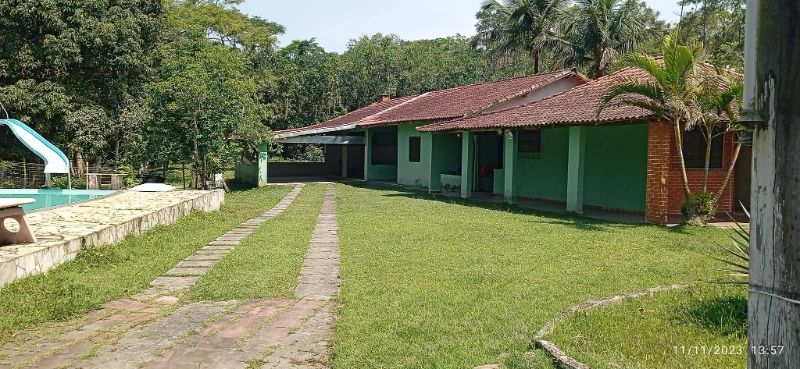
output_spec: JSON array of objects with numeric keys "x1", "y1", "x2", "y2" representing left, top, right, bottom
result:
[{"x1": 0, "y1": 184, "x2": 342, "y2": 369}]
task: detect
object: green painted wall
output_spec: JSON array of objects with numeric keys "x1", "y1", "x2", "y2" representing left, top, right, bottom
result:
[
  {"x1": 583, "y1": 123, "x2": 648, "y2": 211},
  {"x1": 397, "y1": 123, "x2": 431, "y2": 187},
  {"x1": 366, "y1": 127, "x2": 398, "y2": 181},
  {"x1": 435, "y1": 133, "x2": 462, "y2": 175},
  {"x1": 516, "y1": 127, "x2": 570, "y2": 201}
]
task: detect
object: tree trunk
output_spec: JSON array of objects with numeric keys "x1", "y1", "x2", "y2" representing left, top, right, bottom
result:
[
  {"x1": 747, "y1": 1, "x2": 800, "y2": 368},
  {"x1": 712, "y1": 141, "x2": 740, "y2": 205},
  {"x1": 672, "y1": 119, "x2": 692, "y2": 196},
  {"x1": 533, "y1": 52, "x2": 540, "y2": 74},
  {"x1": 703, "y1": 125, "x2": 712, "y2": 193}
]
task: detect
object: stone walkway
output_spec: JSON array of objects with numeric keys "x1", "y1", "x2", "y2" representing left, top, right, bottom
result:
[{"x1": 0, "y1": 184, "x2": 342, "y2": 369}]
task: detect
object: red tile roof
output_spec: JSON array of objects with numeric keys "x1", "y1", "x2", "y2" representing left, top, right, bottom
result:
[
  {"x1": 359, "y1": 69, "x2": 585, "y2": 127},
  {"x1": 418, "y1": 68, "x2": 656, "y2": 132},
  {"x1": 275, "y1": 69, "x2": 586, "y2": 138},
  {"x1": 274, "y1": 95, "x2": 418, "y2": 138}
]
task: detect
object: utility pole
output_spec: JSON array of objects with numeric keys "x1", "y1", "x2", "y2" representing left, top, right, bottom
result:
[{"x1": 744, "y1": 1, "x2": 800, "y2": 368}]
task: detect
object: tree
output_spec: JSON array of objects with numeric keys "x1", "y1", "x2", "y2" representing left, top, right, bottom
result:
[
  {"x1": 140, "y1": 0, "x2": 274, "y2": 188},
  {"x1": 559, "y1": 0, "x2": 664, "y2": 78},
  {"x1": 474, "y1": 0, "x2": 566, "y2": 74},
  {"x1": 0, "y1": 0, "x2": 163, "y2": 167},
  {"x1": 677, "y1": 0, "x2": 745, "y2": 69},
  {"x1": 598, "y1": 33, "x2": 740, "y2": 223}
]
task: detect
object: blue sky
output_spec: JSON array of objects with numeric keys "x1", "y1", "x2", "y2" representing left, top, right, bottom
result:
[{"x1": 238, "y1": 1, "x2": 684, "y2": 54}]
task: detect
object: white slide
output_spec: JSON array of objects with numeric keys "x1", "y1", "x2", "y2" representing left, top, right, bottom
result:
[{"x1": 1, "y1": 119, "x2": 70, "y2": 174}]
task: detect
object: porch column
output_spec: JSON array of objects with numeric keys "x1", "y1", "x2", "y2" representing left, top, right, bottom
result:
[
  {"x1": 427, "y1": 134, "x2": 442, "y2": 192},
  {"x1": 503, "y1": 130, "x2": 518, "y2": 204},
  {"x1": 460, "y1": 131, "x2": 474, "y2": 199},
  {"x1": 363, "y1": 128, "x2": 371, "y2": 181},
  {"x1": 341, "y1": 145, "x2": 348, "y2": 178},
  {"x1": 257, "y1": 143, "x2": 269, "y2": 187},
  {"x1": 566, "y1": 126, "x2": 586, "y2": 213}
]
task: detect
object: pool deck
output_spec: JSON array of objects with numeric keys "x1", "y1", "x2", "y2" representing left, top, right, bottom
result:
[{"x1": 0, "y1": 190, "x2": 225, "y2": 288}]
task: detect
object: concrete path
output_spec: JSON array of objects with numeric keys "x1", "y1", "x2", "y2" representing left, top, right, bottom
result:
[{"x1": 0, "y1": 184, "x2": 345, "y2": 369}]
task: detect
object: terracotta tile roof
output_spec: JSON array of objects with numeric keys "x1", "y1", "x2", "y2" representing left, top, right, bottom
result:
[
  {"x1": 418, "y1": 68, "x2": 656, "y2": 132},
  {"x1": 274, "y1": 95, "x2": 418, "y2": 138},
  {"x1": 359, "y1": 69, "x2": 585, "y2": 127}
]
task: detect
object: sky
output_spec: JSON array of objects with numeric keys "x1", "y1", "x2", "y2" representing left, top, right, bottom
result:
[{"x1": 237, "y1": 0, "x2": 684, "y2": 54}]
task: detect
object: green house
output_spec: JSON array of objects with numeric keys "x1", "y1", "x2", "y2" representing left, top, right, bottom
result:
[{"x1": 246, "y1": 67, "x2": 747, "y2": 224}]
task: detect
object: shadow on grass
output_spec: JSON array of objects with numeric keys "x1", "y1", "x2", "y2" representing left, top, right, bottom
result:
[
  {"x1": 676, "y1": 295, "x2": 748, "y2": 337},
  {"x1": 342, "y1": 181, "x2": 641, "y2": 232}
]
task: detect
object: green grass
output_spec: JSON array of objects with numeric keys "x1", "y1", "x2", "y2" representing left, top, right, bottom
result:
[
  {"x1": 547, "y1": 284, "x2": 746, "y2": 369},
  {"x1": 189, "y1": 184, "x2": 326, "y2": 300},
  {"x1": 332, "y1": 183, "x2": 738, "y2": 369},
  {"x1": 0, "y1": 185, "x2": 292, "y2": 339}
]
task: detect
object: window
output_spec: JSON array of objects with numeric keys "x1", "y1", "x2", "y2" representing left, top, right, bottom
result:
[
  {"x1": 683, "y1": 128, "x2": 724, "y2": 168},
  {"x1": 371, "y1": 131, "x2": 397, "y2": 165},
  {"x1": 408, "y1": 136, "x2": 421, "y2": 162},
  {"x1": 518, "y1": 130, "x2": 542, "y2": 157}
]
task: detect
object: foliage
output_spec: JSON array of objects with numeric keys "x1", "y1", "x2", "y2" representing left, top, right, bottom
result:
[
  {"x1": 139, "y1": 0, "x2": 274, "y2": 188},
  {"x1": 713, "y1": 208, "x2": 750, "y2": 283},
  {"x1": 474, "y1": 0, "x2": 566, "y2": 74},
  {"x1": 682, "y1": 191, "x2": 716, "y2": 225},
  {"x1": 599, "y1": 33, "x2": 742, "y2": 224},
  {"x1": 559, "y1": 0, "x2": 668, "y2": 78},
  {"x1": 475, "y1": 0, "x2": 667, "y2": 78},
  {"x1": 0, "y1": 0, "x2": 163, "y2": 161},
  {"x1": 678, "y1": 0, "x2": 745, "y2": 69}
]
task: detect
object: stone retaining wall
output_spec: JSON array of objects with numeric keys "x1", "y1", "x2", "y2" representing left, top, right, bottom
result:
[{"x1": 0, "y1": 190, "x2": 225, "y2": 288}]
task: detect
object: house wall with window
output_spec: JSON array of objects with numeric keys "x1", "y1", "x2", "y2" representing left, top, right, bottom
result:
[
  {"x1": 516, "y1": 127, "x2": 570, "y2": 201},
  {"x1": 366, "y1": 126, "x2": 399, "y2": 181},
  {"x1": 397, "y1": 122, "x2": 432, "y2": 188}
]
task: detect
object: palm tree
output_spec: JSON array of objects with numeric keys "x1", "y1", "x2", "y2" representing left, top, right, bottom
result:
[
  {"x1": 559, "y1": 0, "x2": 649, "y2": 78},
  {"x1": 696, "y1": 67, "x2": 743, "y2": 205},
  {"x1": 598, "y1": 33, "x2": 742, "y2": 223},
  {"x1": 474, "y1": 0, "x2": 566, "y2": 74},
  {"x1": 599, "y1": 33, "x2": 701, "y2": 198}
]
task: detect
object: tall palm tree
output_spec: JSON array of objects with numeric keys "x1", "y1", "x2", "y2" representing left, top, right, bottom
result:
[
  {"x1": 559, "y1": 0, "x2": 648, "y2": 78},
  {"x1": 598, "y1": 33, "x2": 702, "y2": 198},
  {"x1": 474, "y1": 0, "x2": 566, "y2": 74}
]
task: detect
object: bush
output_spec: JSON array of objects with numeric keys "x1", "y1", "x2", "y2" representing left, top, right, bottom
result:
[
  {"x1": 682, "y1": 191, "x2": 716, "y2": 225},
  {"x1": 49, "y1": 176, "x2": 87, "y2": 189}
]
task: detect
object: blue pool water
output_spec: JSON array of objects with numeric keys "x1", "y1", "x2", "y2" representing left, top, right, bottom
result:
[{"x1": 0, "y1": 189, "x2": 115, "y2": 211}]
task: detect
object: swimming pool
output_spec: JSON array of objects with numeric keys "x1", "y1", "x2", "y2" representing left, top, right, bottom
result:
[{"x1": 0, "y1": 189, "x2": 115, "y2": 211}]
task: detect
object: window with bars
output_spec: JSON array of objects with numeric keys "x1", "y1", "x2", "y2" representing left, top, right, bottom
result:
[
  {"x1": 518, "y1": 130, "x2": 542, "y2": 158},
  {"x1": 408, "y1": 136, "x2": 421, "y2": 162}
]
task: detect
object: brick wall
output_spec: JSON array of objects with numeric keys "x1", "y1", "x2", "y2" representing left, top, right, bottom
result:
[
  {"x1": 645, "y1": 122, "x2": 671, "y2": 224},
  {"x1": 645, "y1": 121, "x2": 737, "y2": 224}
]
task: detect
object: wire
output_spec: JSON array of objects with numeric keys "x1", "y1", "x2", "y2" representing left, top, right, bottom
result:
[{"x1": 749, "y1": 288, "x2": 800, "y2": 306}]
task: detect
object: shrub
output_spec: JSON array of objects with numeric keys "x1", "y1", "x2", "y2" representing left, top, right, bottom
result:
[{"x1": 682, "y1": 191, "x2": 716, "y2": 225}]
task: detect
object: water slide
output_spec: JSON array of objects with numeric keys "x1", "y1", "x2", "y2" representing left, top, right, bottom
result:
[{"x1": 0, "y1": 119, "x2": 70, "y2": 174}]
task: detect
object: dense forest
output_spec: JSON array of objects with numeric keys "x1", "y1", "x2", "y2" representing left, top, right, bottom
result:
[{"x1": 0, "y1": 0, "x2": 744, "y2": 185}]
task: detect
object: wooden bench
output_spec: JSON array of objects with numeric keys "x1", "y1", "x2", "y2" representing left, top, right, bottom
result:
[{"x1": 0, "y1": 198, "x2": 38, "y2": 246}]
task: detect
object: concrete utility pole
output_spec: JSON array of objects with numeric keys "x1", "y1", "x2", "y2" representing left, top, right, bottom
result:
[{"x1": 745, "y1": 1, "x2": 800, "y2": 368}]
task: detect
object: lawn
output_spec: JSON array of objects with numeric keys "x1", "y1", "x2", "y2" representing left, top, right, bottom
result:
[
  {"x1": 547, "y1": 284, "x2": 747, "y2": 369},
  {"x1": 0, "y1": 185, "x2": 291, "y2": 339},
  {"x1": 189, "y1": 184, "x2": 326, "y2": 300},
  {"x1": 332, "y1": 183, "x2": 740, "y2": 369}
]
